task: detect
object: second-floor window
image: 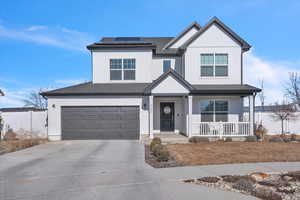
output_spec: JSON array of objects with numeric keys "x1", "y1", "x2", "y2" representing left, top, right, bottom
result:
[
  {"x1": 163, "y1": 60, "x2": 171, "y2": 73},
  {"x1": 200, "y1": 54, "x2": 228, "y2": 77},
  {"x1": 110, "y1": 58, "x2": 136, "y2": 80}
]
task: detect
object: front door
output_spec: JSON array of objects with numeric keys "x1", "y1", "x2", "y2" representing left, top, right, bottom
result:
[{"x1": 160, "y1": 102, "x2": 175, "y2": 131}]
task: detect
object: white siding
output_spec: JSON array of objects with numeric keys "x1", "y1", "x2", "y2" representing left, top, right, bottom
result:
[
  {"x1": 184, "y1": 24, "x2": 242, "y2": 84},
  {"x1": 151, "y1": 56, "x2": 183, "y2": 80},
  {"x1": 92, "y1": 50, "x2": 153, "y2": 83},
  {"x1": 1, "y1": 111, "x2": 47, "y2": 138},
  {"x1": 152, "y1": 76, "x2": 189, "y2": 94},
  {"x1": 47, "y1": 96, "x2": 149, "y2": 141},
  {"x1": 169, "y1": 27, "x2": 198, "y2": 48}
]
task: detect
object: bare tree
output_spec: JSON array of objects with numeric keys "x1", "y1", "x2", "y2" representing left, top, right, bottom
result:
[
  {"x1": 285, "y1": 72, "x2": 300, "y2": 106},
  {"x1": 23, "y1": 89, "x2": 47, "y2": 109},
  {"x1": 258, "y1": 79, "x2": 266, "y2": 109},
  {"x1": 270, "y1": 101, "x2": 298, "y2": 134}
]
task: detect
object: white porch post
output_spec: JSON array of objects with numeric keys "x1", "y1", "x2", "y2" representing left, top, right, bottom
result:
[
  {"x1": 249, "y1": 94, "x2": 255, "y2": 135},
  {"x1": 149, "y1": 95, "x2": 154, "y2": 139},
  {"x1": 188, "y1": 95, "x2": 193, "y2": 137}
]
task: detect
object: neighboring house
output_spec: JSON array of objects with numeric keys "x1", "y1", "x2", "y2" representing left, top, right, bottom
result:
[
  {"x1": 244, "y1": 106, "x2": 300, "y2": 135},
  {"x1": 42, "y1": 17, "x2": 261, "y2": 141},
  {"x1": 0, "y1": 107, "x2": 48, "y2": 139}
]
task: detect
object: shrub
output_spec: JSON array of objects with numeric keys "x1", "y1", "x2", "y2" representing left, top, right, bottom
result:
[
  {"x1": 150, "y1": 137, "x2": 162, "y2": 152},
  {"x1": 232, "y1": 178, "x2": 254, "y2": 193},
  {"x1": 197, "y1": 176, "x2": 220, "y2": 183},
  {"x1": 291, "y1": 134, "x2": 297, "y2": 141},
  {"x1": 280, "y1": 134, "x2": 291, "y2": 142},
  {"x1": 189, "y1": 136, "x2": 209, "y2": 143},
  {"x1": 255, "y1": 123, "x2": 268, "y2": 140},
  {"x1": 152, "y1": 144, "x2": 170, "y2": 162},
  {"x1": 245, "y1": 136, "x2": 257, "y2": 142},
  {"x1": 3, "y1": 131, "x2": 18, "y2": 141},
  {"x1": 269, "y1": 136, "x2": 284, "y2": 143},
  {"x1": 224, "y1": 137, "x2": 232, "y2": 142}
]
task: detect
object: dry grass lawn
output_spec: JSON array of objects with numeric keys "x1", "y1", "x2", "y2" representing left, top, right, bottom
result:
[
  {"x1": 166, "y1": 142, "x2": 300, "y2": 166},
  {"x1": 0, "y1": 138, "x2": 48, "y2": 154}
]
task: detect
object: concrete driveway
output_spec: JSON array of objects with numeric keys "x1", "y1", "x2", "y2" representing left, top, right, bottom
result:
[{"x1": 2, "y1": 140, "x2": 298, "y2": 200}]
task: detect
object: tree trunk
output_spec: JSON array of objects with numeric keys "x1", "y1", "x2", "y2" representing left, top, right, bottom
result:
[{"x1": 281, "y1": 120, "x2": 284, "y2": 135}]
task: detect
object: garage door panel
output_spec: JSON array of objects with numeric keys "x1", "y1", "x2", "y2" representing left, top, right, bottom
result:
[{"x1": 61, "y1": 106, "x2": 139, "y2": 140}]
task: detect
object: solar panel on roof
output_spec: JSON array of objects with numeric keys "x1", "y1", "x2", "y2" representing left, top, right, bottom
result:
[{"x1": 115, "y1": 37, "x2": 141, "y2": 41}]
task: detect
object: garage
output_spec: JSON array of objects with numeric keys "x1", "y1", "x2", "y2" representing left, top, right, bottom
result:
[{"x1": 61, "y1": 106, "x2": 139, "y2": 140}]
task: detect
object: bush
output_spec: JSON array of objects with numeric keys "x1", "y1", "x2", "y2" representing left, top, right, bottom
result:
[
  {"x1": 189, "y1": 136, "x2": 209, "y2": 143},
  {"x1": 280, "y1": 134, "x2": 291, "y2": 142},
  {"x1": 221, "y1": 175, "x2": 249, "y2": 183},
  {"x1": 291, "y1": 134, "x2": 297, "y2": 141},
  {"x1": 3, "y1": 131, "x2": 18, "y2": 141},
  {"x1": 269, "y1": 136, "x2": 284, "y2": 143},
  {"x1": 232, "y1": 178, "x2": 254, "y2": 193},
  {"x1": 150, "y1": 137, "x2": 162, "y2": 152},
  {"x1": 255, "y1": 123, "x2": 267, "y2": 140},
  {"x1": 224, "y1": 137, "x2": 233, "y2": 142},
  {"x1": 245, "y1": 136, "x2": 257, "y2": 142},
  {"x1": 152, "y1": 144, "x2": 170, "y2": 162}
]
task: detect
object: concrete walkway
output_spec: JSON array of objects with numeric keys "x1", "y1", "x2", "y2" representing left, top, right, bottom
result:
[{"x1": 0, "y1": 140, "x2": 299, "y2": 200}]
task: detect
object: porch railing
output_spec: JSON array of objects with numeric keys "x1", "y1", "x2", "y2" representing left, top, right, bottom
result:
[{"x1": 191, "y1": 122, "x2": 250, "y2": 137}]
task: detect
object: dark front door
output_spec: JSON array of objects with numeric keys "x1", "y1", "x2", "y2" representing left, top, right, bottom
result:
[{"x1": 160, "y1": 102, "x2": 175, "y2": 131}]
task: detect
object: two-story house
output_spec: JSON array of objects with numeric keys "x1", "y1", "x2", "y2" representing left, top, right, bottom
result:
[{"x1": 42, "y1": 17, "x2": 261, "y2": 141}]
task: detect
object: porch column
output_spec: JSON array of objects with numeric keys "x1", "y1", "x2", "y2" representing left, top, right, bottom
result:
[
  {"x1": 149, "y1": 95, "x2": 154, "y2": 139},
  {"x1": 249, "y1": 94, "x2": 255, "y2": 135},
  {"x1": 188, "y1": 95, "x2": 193, "y2": 137}
]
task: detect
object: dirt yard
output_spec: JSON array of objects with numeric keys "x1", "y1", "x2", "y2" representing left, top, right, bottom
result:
[{"x1": 166, "y1": 142, "x2": 300, "y2": 166}]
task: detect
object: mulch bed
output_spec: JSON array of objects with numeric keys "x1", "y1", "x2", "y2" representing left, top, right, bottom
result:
[{"x1": 144, "y1": 145, "x2": 183, "y2": 168}]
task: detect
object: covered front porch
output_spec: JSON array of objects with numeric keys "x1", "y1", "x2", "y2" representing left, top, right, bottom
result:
[
  {"x1": 148, "y1": 94, "x2": 256, "y2": 139},
  {"x1": 144, "y1": 69, "x2": 261, "y2": 139}
]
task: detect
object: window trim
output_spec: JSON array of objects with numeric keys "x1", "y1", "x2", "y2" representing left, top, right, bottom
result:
[
  {"x1": 109, "y1": 58, "x2": 136, "y2": 80},
  {"x1": 200, "y1": 53, "x2": 228, "y2": 77},
  {"x1": 200, "y1": 99, "x2": 229, "y2": 122}
]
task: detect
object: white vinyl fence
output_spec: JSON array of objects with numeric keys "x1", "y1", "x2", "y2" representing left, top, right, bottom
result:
[{"x1": 0, "y1": 109, "x2": 47, "y2": 139}]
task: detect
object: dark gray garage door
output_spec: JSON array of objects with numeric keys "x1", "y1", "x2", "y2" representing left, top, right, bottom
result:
[{"x1": 61, "y1": 106, "x2": 139, "y2": 140}]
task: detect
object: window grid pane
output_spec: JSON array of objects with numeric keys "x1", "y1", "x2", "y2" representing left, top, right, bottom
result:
[
  {"x1": 215, "y1": 54, "x2": 228, "y2": 65},
  {"x1": 110, "y1": 70, "x2": 122, "y2": 80},
  {"x1": 110, "y1": 59, "x2": 122, "y2": 69},
  {"x1": 124, "y1": 70, "x2": 135, "y2": 80},
  {"x1": 201, "y1": 66, "x2": 214, "y2": 76},
  {"x1": 201, "y1": 54, "x2": 214, "y2": 65},
  {"x1": 215, "y1": 66, "x2": 228, "y2": 76},
  {"x1": 200, "y1": 100, "x2": 228, "y2": 122},
  {"x1": 123, "y1": 59, "x2": 135, "y2": 69}
]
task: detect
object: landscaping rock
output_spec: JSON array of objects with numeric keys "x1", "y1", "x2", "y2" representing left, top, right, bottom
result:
[
  {"x1": 252, "y1": 185, "x2": 282, "y2": 200},
  {"x1": 250, "y1": 172, "x2": 269, "y2": 182},
  {"x1": 282, "y1": 175, "x2": 294, "y2": 182},
  {"x1": 221, "y1": 175, "x2": 249, "y2": 183},
  {"x1": 277, "y1": 186, "x2": 295, "y2": 194},
  {"x1": 232, "y1": 178, "x2": 254, "y2": 193},
  {"x1": 197, "y1": 176, "x2": 220, "y2": 183}
]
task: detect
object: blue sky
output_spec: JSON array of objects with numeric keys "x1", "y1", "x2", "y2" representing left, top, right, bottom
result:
[{"x1": 1, "y1": 0, "x2": 300, "y2": 107}]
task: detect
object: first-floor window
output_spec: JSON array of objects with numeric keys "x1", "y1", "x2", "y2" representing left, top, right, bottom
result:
[
  {"x1": 200, "y1": 100, "x2": 228, "y2": 122},
  {"x1": 110, "y1": 58, "x2": 136, "y2": 80}
]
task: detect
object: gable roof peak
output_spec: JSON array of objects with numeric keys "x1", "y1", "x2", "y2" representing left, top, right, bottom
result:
[
  {"x1": 180, "y1": 17, "x2": 251, "y2": 51},
  {"x1": 163, "y1": 21, "x2": 201, "y2": 49}
]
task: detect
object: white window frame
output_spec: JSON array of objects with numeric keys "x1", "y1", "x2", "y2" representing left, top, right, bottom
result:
[
  {"x1": 200, "y1": 99, "x2": 229, "y2": 122},
  {"x1": 200, "y1": 53, "x2": 228, "y2": 77},
  {"x1": 109, "y1": 58, "x2": 136, "y2": 80}
]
